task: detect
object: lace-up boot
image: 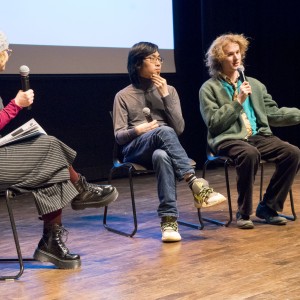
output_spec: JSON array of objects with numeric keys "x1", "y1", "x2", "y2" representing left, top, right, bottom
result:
[
  {"x1": 33, "y1": 223, "x2": 81, "y2": 269},
  {"x1": 71, "y1": 175, "x2": 118, "y2": 210},
  {"x1": 161, "y1": 216, "x2": 182, "y2": 242}
]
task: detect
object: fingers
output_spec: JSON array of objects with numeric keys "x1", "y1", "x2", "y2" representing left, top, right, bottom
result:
[
  {"x1": 15, "y1": 89, "x2": 34, "y2": 107},
  {"x1": 241, "y1": 81, "x2": 252, "y2": 95},
  {"x1": 151, "y1": 74, "x2": 169, "y2": 97},
  {"x1": 151, "y1": 74, "x2": 166, "y2": 86}
]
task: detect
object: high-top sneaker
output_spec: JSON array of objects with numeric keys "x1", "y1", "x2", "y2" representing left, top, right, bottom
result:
[
  {"x1": 33, "y1": 223, "x2": 81, "y2": 269},
  {"x1": 161, "y1": 216, "x2": 182, "y2": 242},
  {"x1": 187, "y1": 175, "x2": 226, "y2": 208}
]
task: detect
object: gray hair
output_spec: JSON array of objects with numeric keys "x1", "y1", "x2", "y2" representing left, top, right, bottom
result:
[{"x1": 0, "y1": 31, "x2": 9, "y2": 52}]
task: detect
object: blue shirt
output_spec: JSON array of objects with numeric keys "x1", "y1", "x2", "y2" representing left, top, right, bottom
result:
[{"x1": 222, "y1": 79, "x2": 258, "y2": 135}]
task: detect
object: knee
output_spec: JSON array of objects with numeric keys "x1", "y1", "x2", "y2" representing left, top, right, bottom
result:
[
  {"x1": 240, "y1": 147, "x2": 260, "y2": 165},
  {"x1": 152, "y1": 149, "x2": 171, "y2": 166},
  {"x1": 286, "y1": 144, "x2": 300, "y2": 165},
  {"x1": 156, "y1": 126, "x2": 176, "y2": 137},
  {"x1": 37, "y1": 135, "x2": 57, "y2": 144}
]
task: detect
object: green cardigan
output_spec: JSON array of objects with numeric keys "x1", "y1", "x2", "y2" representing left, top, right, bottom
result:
[{"x1": 199, "y1": 76, "x2": 300, "y2": 153}]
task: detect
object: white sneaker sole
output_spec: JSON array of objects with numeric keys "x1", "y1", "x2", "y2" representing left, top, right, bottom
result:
[{"x1": 194, "y1": 193, "x2": 227, "y2": 208}]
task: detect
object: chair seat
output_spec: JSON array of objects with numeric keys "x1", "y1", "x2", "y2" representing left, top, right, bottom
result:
[{"x1": 199, "y1": 146, "x2": 296, "y2": 228}]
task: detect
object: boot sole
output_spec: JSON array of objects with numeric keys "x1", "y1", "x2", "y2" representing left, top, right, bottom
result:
[
  {"x1": 33, "y1": 249, "x2": 81, "y2": 269},
  {"x1": 71, "y1": 188, "x2": 119, "y2": 210}
]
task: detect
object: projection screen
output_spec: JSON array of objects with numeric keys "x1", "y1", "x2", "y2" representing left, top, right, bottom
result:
[{"x1": 2, "y1": 0, "x2": 175, "y2": 74}]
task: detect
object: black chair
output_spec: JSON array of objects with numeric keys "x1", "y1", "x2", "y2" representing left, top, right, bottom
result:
[
  {"x1": 103, "y1": 140, "x2": 154, "y2": 237},
  {"x1": 103, "y1": 111, "x2": 201, "y2": 236},
  {"x1": 0, "y1": 189, "x2": 34, "y2": 280},
  {"x1": 199, "y1": 146, "x2": 296, "y2": 229},
  {"x1": 103, "y1": 138, "x2": 202, "y2": 236}
]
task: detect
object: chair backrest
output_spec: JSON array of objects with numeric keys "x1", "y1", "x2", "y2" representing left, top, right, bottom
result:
[{"x1": 109, "y1": 111, "x2": 125, "y2": 166}]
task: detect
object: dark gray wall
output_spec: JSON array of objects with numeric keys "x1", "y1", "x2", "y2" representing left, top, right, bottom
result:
[{"x1": 1, "y1": 0, "x2": 299, "y2": 180}]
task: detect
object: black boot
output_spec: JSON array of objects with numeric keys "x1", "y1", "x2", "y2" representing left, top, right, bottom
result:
[
  {"x1": 71, "y1": 175, "x2": 118, "y2": 210},
  {"x1": 33, "y1": 224, "x2": 81, "y2": 269}
]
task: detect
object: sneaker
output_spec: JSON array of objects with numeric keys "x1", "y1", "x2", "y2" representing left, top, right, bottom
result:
[
  {"x1": 236, "y1": 212, "x2": 254, "y2": 229},
  {"x1": 189, "y1": 178, "x2": 226, "y2": 208},
  {"x1": 161, "y1": 216, "x2": 182, "y2": 242},
  {"x1": 256, "y1": 203, "x2": 287, "y2": 225}
]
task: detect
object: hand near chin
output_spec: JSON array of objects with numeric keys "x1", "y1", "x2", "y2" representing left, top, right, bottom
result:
[{"x1": 151, "y1": 74, "x2": 169, "y2": 97}]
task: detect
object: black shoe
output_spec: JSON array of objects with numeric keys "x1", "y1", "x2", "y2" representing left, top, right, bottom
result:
[
  {"x1": 256, "y1": 203, "x2": 287, "y2": 225},
  {"x1": 236, "y1": 212, "x2": 254, "y2": 229},
  {"x1": 71, "y1": 175, "x2": 118, "y2": 210},
  {"x1": 33, "y1": 224, "x2": 81, "y2": 269}
]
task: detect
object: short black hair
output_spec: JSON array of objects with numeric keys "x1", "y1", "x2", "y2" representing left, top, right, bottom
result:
[{"x1": 127, "y1": 42, "x2": 159, "y2": 87}]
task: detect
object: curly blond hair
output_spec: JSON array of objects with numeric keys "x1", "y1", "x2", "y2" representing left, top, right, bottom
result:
[{"x1": 205, "y1": 33, "x2": 250, "y2": 78}]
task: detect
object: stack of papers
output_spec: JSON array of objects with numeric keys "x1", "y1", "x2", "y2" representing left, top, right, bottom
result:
[{"x1": 0, "y1": 118, "x2": 47, "y2": 147}]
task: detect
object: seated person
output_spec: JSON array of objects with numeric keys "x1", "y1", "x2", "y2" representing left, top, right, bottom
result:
[
  {"x1": 113, "y1": 41, "x2": 226, "y2": 242},
  {"x1": 199, "y1": 33, "x2": 300, "y2": 229},
  {"x1": 0, "y1": 31, "x2": 118, "y2": 269}
]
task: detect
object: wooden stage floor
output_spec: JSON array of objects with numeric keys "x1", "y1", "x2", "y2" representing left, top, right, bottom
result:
[{"x1": 0, "y1": 165, "x2": 300, "y2": 300}]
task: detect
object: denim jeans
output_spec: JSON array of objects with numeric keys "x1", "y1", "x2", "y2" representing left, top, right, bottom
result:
[{"x1": 122, "y1": 126, "x2": 194, "y2": 218}]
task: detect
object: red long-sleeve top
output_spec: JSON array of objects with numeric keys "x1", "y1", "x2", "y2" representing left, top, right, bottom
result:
[{"x1": 0, "y1": 99, "x2": 22, "y2": 131}]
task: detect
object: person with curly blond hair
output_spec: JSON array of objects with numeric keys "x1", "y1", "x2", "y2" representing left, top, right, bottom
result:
[{"x1": 199, "y1": 33, "x2": 300, "y2": 229}]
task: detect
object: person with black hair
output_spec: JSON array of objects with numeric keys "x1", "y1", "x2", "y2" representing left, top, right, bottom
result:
[{"x1": 113, "y1": 41, "x2": 226, "y2": 242}]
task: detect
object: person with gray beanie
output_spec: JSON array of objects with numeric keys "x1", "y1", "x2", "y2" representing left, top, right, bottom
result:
[{"x1": 0, "y1": 30, "x2": 118, "y2": 270}]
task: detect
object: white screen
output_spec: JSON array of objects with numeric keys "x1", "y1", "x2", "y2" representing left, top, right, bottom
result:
[{"x1": 2, "y1": 0, "x2": 175, "y2": 74}]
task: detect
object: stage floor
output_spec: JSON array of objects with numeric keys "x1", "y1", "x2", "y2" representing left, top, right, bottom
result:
[{"x1": 1, "y1": 165, "x2": 299, "y2": 299}]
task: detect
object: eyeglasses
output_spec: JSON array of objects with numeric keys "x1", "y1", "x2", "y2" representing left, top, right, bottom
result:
[
  {"x1": 144, "y1": 56, "x2": 164, "y2": 64},
  {"x1": 5, "y1": 48, "x2": 13, "y2": 57}
]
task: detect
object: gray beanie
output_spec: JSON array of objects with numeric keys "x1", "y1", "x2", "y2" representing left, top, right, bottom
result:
[{"x1": 0, "y1": 31, "x2": 9, "y2": 52}]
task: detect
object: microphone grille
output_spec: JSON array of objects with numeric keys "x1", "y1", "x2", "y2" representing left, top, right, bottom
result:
[
  {"x1": 142, "y1": 107, "x2": 151, "y2": 115},
  {"x1": 19, "y1": 65, "x2": 30, "y2": 76},
  {"x1": 237, "y1": 65, "x2": 245, "y2": 72}
]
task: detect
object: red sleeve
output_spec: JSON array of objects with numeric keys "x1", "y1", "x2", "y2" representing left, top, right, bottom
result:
[{"x1": 0, "y1": 99, "x2": 23, "y2": 131}]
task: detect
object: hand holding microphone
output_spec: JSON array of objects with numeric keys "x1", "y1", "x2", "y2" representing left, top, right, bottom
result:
[
  {"x1": 237, "y1": 65, "x2": 251, "y2": 102},
  {"x1": 17, "y1": 65, "x2": 33, "y2": 110},
  {"x1": 142, "y1": 107, "x2": 153, "y2": 122},
  {"x1": 135, "y1": 107, "x2": 158, "y2": 135}
]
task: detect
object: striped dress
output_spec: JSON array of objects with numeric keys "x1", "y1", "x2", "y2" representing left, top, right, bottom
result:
[{"x1": 0, "y1": 134, "x2": 79, "y2": 215}]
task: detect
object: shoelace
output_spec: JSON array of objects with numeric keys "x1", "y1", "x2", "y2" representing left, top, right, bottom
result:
[
  {"x1": 82, "y1": 177, "x2": 103, "y2": 194},
  {"x1": 87, "y1": 183, "x2": 103, "y2": 194},
  {"x1": 56, "y1": 226, "x2": 69, "y2": 253},
  {"x1": 161, "y1": 221, "x2": 178, "y2": 232},
  {"x1": 195, "y1": 185, "x2": 214, "y2": 204}
]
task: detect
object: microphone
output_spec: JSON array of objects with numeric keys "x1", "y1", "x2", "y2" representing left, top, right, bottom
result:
[
  {"x1": 19, "y1": 65, "x2": 32, "y2": 110},
  {"x1": 237, "y1": 65, "x2": 246, "y2": 82},
  {"x1": 237, "y1": 65, "x2": 251, "y2": 95},
  {"x1": 142, "y1": 107, "x2": 153, "y2": 122}
]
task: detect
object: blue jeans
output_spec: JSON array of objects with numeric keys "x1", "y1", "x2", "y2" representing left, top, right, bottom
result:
[{"x1": 122, "y1": 126, "x2": 194, "y2": 218}]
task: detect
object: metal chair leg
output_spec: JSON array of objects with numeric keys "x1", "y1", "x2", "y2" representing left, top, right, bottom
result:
[
  {"x1": 0, "y1": 190, "x2": 24, "y2": 280},
  {"x1": 178, "y1": 162, "x2": 212, "y2": 231},
  {"x1": 259, "y1": 162, "x2": 296, "y2": 221},
  {"x1": 103, "y1": 166, "x2": 138, "y2": 237},
  {"x1": 199, "y1": 160, "x2": 233, "y2": 228}
]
